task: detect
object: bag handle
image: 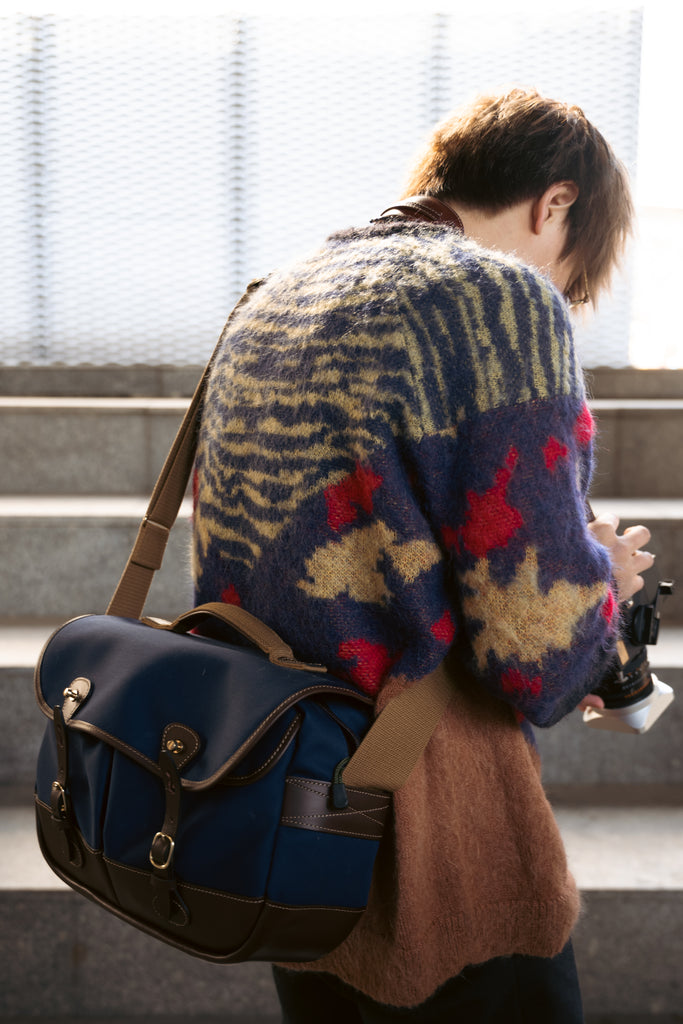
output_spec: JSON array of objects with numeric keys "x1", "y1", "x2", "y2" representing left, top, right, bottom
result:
[{"x1": 168, "y1": 602, "x2": 324, "y2": 672}]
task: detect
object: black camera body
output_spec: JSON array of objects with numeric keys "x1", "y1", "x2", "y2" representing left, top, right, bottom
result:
[{"x1": 584, "y1": 580, "x2": 675, "y2": 733}]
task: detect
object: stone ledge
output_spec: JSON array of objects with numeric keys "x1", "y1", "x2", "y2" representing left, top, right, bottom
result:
[{"x1": 3, "y1": 365, "x2": 683, "y2": 399}]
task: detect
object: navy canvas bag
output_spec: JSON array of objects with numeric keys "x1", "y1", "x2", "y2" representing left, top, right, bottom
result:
[
  {"x1": 34, "y1": 293, "x2": 454, "y2": 963},
  {"x1": 35, "y1": 604, "x2": 391, "y2": 962}
]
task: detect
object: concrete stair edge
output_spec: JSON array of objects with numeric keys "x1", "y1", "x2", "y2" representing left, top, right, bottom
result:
[{"x1": 2, "y1": 364, "x2": 682, "y2": 398}]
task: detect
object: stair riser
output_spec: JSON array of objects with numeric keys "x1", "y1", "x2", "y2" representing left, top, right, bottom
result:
[
  {"x1": 590, "y1": 405, "x2": 683, "y2": 499},
  {"x1": 3, "y1": 512, "x2": 680, "y2": 621},
  {"x1": 4, "y1": 667, "x2": 682, "y2": 789},
  {"x1": 534, "y1": 669, "x2": 683, "y2": 786},
  {"x1": 0, "y1": 890, "x2": 680, "y2": 1016},
  {"x1": 1, "y1": 406, "x2": 184, "y2": 496},
  {"x1": 2, "y1": 401, "x2": 682, "y2": 498},
  {"x1": 0, "y1": 516, "x2": 194, "y2": 620}
]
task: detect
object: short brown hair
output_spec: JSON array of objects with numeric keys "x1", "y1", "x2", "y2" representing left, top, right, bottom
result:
[{"x1": 403, "y1": 88, "x2": 634, "y2": 303}]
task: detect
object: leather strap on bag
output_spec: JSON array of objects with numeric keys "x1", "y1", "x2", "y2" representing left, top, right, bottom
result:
[
  {"x1": 105, "y1": 255, "x2": 457, "y2": 793},
  {"x1": 380, "y1": 195, "x2": 464, "y2": 233}
]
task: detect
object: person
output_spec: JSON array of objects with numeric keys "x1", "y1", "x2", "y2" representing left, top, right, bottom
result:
[{"x1": 192, "y1": 88, "x2": 652, "y2": 1022}]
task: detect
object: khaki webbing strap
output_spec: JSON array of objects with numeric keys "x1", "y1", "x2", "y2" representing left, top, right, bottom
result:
[
  {"x1": 342, "y1": 662, "x2": 454, "y2": 792},
  {"x1": 106, "y1": 278, "x2": 265, "y2": 619}
]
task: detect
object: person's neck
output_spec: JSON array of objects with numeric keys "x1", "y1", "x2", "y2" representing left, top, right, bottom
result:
[{"x1": 443, "y1": 200, "x2": 529, "y2": 258}]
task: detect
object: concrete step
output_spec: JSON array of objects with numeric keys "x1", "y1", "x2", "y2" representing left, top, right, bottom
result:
[
  {"x1": 589, "y1": 399, "x2": 683, "y2": 499},
  {"x1": 1, "y1": 793, "x2": 681, "y2": 1018},
  {"x1": 0, "y1": 495, "x2": 194, "y2": 621},
  {"x1": 2, "y1": 365, "x2": 683, "y2": 400},
  {"x1": 2, "y1": 496, "x2": 681, "y2": 622},
  {"x1": 3, "y1": 617, "x2": 682, "y2": 790},
  {"x1": 1, "y1": 395, "x2": 682, "y2": 498},
  {"x1": 0, "y1": 396, "x2": 186, "y2": 496}
]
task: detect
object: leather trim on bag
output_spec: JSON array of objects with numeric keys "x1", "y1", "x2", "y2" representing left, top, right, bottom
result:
[
  {"x1": 36, "y1": 796, "x2": 363, "y2": 963},
  {"x1": 34, "y1": 615, "x2": 95, "y2": 717},
  {"x1": 62, "y1": 676, "x2": 92, "y2": 722},
  {"x1": 187, "y1": 683, "x2": 373, "y2": 791},
  {"x1": 38, "y1": 668, "x2": 371, "y2": 791},
  {"x1": 219, "y1": 711, "x2": 302, "y2": 787},
  {"x1": 281, "y1": 776, "x2": 390, "y2": 840}
]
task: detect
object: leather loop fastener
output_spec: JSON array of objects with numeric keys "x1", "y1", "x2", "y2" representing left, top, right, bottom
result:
[
  {"x1": 150, "y1": 750, "x2": 190, "y2": 927},
  {"x1": 130, "y1": 517, "x2": 170, "y2": 571},
  {"x1": 50, "y1": 705, "x2": 84, "y2": 868}
]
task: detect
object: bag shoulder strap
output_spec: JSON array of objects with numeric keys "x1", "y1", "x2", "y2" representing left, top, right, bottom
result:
[
  {"x1": 343, "y1": 661, "x2": 454, "y2": 792},
  {"x1": 106, "y1": 277, "x2": 265, "y2": 619}
]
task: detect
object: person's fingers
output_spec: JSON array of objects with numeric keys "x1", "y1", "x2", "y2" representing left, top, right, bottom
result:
[
  {"x1": 622, "y1": 524, "x2": 652, "y2": 550},
  {"x1": 588, "y1": 516, "x2": 619, "y2": 544},
  {"x1": 614, "y1": 567, "x2": 646, "y2": 601},
  {"x1": 578, "y1": 693, "x2": 605, "y2": 711},
  {"x1": 630, "y1": 549, "x2": 656, "y2": 573},
  {"x1": 592, "y1": 511, "x2": 619, "y2": 529}
]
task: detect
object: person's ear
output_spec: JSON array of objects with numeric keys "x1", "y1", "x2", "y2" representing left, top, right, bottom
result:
[{"x1": 532, "y1": 182, "x2": 579, "y2": 235}]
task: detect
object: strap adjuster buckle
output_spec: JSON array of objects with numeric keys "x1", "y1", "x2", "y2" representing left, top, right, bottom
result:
[{"x1": 149, "y1": 832, "x2": 175, "y2": 871}]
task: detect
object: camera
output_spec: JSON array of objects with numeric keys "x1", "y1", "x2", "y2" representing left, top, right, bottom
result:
[{"x1": 583, "y1": 580, "x2": 675, "y2": 734}]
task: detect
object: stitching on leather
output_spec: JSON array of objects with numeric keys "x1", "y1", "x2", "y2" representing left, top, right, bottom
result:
[
  {"x1": 230, "y1": 714, "x2": 300, "y2": 783},
  {"x1": 283, "y1": 806, "x2": 387, "y2": 824},
  {"x1": 103, "y1": 856, "x2": 262, "y2": 904},
  {"x1": 255, "y1": 685, "x2": 370, "y2": 734},
  {"x1": 281, "y1": 820, "x2": 382, "y2": 839},
  {"x1": 286, "y1": 777, "x2": 390, "y2": 803},
  {"x1": 162, "y1": 723, "x2": 201, "y2": 769},
  {"x1": 162, "y1": 723, "x2": 200, "y2": 758},
  {"x1": 267, "y1": 901, "x2": 362, "y2": 914}
]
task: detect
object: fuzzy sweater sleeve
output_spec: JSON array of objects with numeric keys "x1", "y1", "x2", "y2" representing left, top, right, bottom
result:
[{"x1": 391, "y1": 247, "x2": 618, "y2": 728}]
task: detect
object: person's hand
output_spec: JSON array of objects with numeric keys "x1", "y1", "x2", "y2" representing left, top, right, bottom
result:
[
  {"x1": 577, "y1": 692, "x2": 605, "y2": 712},
  {"x1": 587, "y1": 512, "x2": 654, "y2": 602}
]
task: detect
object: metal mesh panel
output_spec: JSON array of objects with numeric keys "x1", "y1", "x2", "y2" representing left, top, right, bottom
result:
[{"x1": 1, "y1": 10, "x2": 642, "y2": 367}]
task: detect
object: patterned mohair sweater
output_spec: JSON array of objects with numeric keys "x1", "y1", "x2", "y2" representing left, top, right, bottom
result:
[{"x1": 193, "y1": 219, "x2": 618, "y2": 1006}]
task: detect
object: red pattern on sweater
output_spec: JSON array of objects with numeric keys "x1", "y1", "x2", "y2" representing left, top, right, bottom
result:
[
  {"x1": 601, "y1": 587, "x2": 617, "y2": 625},
  {"x1": 338, "y1": 638, "x2": 393, "y2": 695},
  {"x1": 221, "y1": 584, "x2": 242, "y2": 606},
  {"x1": 431, "y1": 609, "x2": 455, "y2": 645},
  {"x1": 325, "y1": 462, "x2": 384, "y2": 530},
  {"x1": 501, "y1": 667, "x2": 543, "y2": 699},
  {"x1": 543, "y1": 436, "x2": 569, "y2": 471},
  {"x1": 459, "y1": 447, "x2": 523, "y2": 557},
  {"x1": 575, "y1": 403, "x2": 595, "y2": 445}
]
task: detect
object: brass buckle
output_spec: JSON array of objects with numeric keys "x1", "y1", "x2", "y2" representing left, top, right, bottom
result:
[
  {"x1": 50, "y1": 781, "x2": 68, "y2": 819},
  {"x1": 149, "y1": 832, "x2": 175, "y2": 871}
]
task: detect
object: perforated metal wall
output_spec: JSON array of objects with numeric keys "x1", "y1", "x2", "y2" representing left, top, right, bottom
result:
[{"x1": 1, "y1": 10, "x2": 642, "y2": 366}]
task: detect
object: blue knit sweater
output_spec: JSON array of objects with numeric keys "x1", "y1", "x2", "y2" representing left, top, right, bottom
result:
[{"x1": 193, "y1": 219, "x2": 617, "y2": 738}]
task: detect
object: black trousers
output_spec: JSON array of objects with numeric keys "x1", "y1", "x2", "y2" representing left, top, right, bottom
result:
[{"x1": 272, "y1": 942, "x2": 584, "y2": 1024}]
